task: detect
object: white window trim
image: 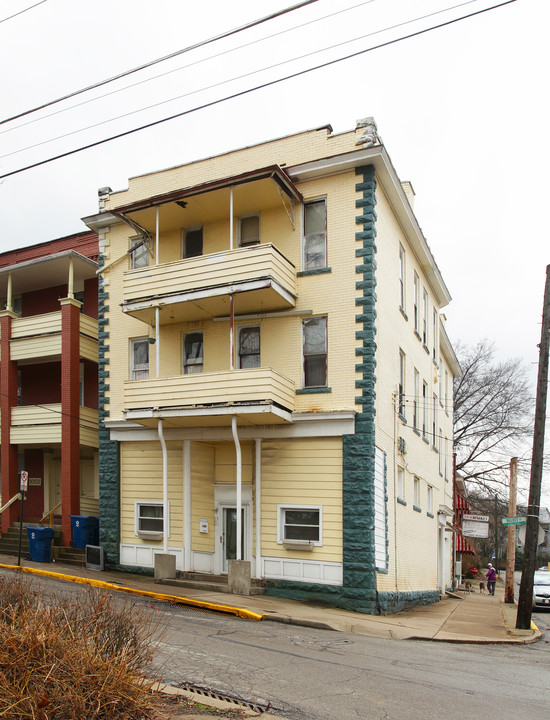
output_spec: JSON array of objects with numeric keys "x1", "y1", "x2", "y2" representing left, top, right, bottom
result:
[
  {"x1": 413, "y1": 272, "x2": 419, "y2": 332},
  {"x1": 414, "y1": 477, "x2": 421, "y2": 507},
  {"x1": 399, "y1": 244, "x2": 405, "y2": 310},
  {"x1": 397, "y1": 466, "x2": 405, "y2": 500},
  {"x1": 277, "y1": 504, "x2": 322, "y2": 547},
  {"x1": 237, "y1": 212, "x2": 260, "y2": 247},
  {"x1": 135, "y1": 500, "x2": 170, "y2": 540},
  {"x1": 130, "y1": 337, "x2": 149, "y2": 380},
  {"x1": 427, "y1": 485, "x2": 433, "y2": 513}
]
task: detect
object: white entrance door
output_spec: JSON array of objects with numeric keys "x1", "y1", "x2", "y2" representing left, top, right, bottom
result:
[{"x1": 221, "y1": 506, "x2": 247, "y2": 573}]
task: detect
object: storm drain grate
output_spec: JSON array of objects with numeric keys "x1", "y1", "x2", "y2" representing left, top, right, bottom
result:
[{"x1": 177, "y1": 683, "x2": 271, "y2": 714}]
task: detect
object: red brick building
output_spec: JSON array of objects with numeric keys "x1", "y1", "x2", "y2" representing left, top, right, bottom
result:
[{"x1": 0, "y1": 231, "x2": 98, "y2": 546}]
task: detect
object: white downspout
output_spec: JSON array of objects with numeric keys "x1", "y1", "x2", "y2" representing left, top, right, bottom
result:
[
  {"x1": 229, "y1": 186, "x2": 234, "y2": 250},
  {"x1": 155, "y1": 305, "x2": 160, "y2": 378},
  {"x1": 231, "y1": 416, "x2": 242, "y2": 561},
  {"x1": 157, "y1": 418, "x2": 168, "y2": 554},
  {"x1": 184, "y1": 439, "x2": 191, "y2": 571},
  {"x1": 155, "y1": 206, "x2": 159, "y2": 264},
  {"x1": 255, "y1": 438, "x2": 262, "y2": 579}
]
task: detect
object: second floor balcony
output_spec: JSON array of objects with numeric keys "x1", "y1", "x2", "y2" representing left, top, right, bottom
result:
[{"x1": 122, "y1": 242, "x2": 297, "y2": 325}]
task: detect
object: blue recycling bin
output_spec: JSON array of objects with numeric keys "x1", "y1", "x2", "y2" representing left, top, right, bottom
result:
[
  {"x1": 69, "y1": 515, "x2": 99, "y2": 549},
  {"x1": 26, "y1": 526, "x2": 55, "y2": 563}
]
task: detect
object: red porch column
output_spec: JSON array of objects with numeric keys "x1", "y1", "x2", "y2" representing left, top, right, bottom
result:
[
  {"x1": 60, "y1": 298, "x2": 81, "y2": 545},
  {"x1": 0, "y1": 313, "x2": 19, "y2": 533}
]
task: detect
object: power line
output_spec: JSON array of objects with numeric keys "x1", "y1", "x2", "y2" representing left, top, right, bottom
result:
[
  {"x1": 0, "y1": 0, "x2": 319, "y2": 127},
  {"x1": 0, "y1": 0, "x2": 47, "y2": 24},
  {"x1": 0, "y1": 0, "x2": 517, "y2": 181},
  {"x1": 1, "y1": 0, "x2": 376, "y2": 137},
  {"x1": 2, "y1": 0, "x2": 481, "y2": 160}
]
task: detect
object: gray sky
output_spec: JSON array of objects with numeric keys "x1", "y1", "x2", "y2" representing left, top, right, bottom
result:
[{"x1": 1, "y1": 0, "x2": 548, "y2": 502}]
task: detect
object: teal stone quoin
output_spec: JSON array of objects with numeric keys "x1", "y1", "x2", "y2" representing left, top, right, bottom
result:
[{"x1": 98, "y1": 264, "x2": 121, "y2": 568}]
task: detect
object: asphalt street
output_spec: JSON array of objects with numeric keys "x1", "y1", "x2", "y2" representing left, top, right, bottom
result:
[{"x1": 2, "y1": 570, "x2": 549, "y2": 720}]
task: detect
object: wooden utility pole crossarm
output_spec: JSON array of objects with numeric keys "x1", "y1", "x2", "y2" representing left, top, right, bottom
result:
[{"x1": 516, "y1": 265, "x2": 550, "y2": 629}]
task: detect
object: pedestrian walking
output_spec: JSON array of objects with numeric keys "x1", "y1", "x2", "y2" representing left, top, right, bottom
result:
[{"x1": 485, "y1": 563, "x2": 497, "y2": 596}]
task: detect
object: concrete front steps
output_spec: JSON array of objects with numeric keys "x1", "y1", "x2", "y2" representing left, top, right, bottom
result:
[
  {"x1": 159, "y1": 571, "x2": 266, "y2": 596},
  {"x1": 0, "y1": 523, "x2": 85, "y2": 567}
]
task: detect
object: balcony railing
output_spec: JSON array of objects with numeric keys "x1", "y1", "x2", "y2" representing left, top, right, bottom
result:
[
  {"x1": 10, "y1": 404, "x2": 99, "y2": 447},
  {"x1": 122, "y1": 243, "x2": 297, "y2": 323},
  {"x1": 124, "y1": 367, "x2": 295, "y2": 416},
  {"x1": 8, "y1": 312, "x2": 98, "y2": 362}
]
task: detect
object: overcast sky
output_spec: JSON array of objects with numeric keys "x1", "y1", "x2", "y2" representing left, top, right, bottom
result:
[{"x1": 0, "y1": 0, "x2": 548, "y2": 502}]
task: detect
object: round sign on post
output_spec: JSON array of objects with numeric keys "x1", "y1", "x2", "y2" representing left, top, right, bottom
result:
[{"x1": 20, "y1": 471, "x2": 28, "y2": 493}]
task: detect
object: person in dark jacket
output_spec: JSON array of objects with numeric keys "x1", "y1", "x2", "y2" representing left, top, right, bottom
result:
[{"x1": 485, "y1": 563, "x2": 497, "y2": 596}]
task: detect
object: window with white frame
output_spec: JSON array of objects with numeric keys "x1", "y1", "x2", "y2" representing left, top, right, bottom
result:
[
  {"x1": 413, "y1": 272, "x2": 419, "y2": 333},
  {"x1": 432, "y1": 393, "x2": 437, "y2": 447},
  {"x1": 413, "y1": 368, "x2": 419, "y2": 430},
  {"x1": 398, "y1": 349, "x2": 406, "y2": 417},
  {"x1": 397, "y1": 466, "x2": 404, "y2": 499},
  {"x1": 445, "y1": 369, "x2": 449, "y2": 413},
  {"x1": 135, "y1": 501, "x2": 168, "y2": 537},
  {"x1": 399, "y1": 245, "x2": 406, "y2": 310},
  {"x1": 439, "y1": 428, "x2": 443, "y2": 473},
  {"x1": 414, "y1": 476, "x2": 420, "y2": 507},
  {"x1": 427, "y1": 485, "x2": 433, "y2": 513},
  {"x1": 129, "y1": 236, "x2": 149, "y2": 269},
  {"x1": 422, "y1": 288, "x2": 428, "y2": 345},
  {"x1": 238, "y1": 214, "x2": 260, "y2": 247},
  {"x1": 130, "y1": 338, "x2": 149, "y2": 380},
  {"x1": 302, "y1": 316, "x2": 327, "y2": 388},
  {"x1": 183, "y1": 332, "x2": 203, "y2": 374},
  {"x1": 422, "y1": 381, "x2": 428, "y2": 437},
  {"x1": 303, "y1": 199, "x2": 327, "y2": 270},
  {"x1": 278, "y1": 505, "x2": 321, "y2": 544},
  {"x1": 182, "y1": 226, "x2": 203, "y2": 258},
  {"x1": 238, "y1": 326, "x2": 260, "y2": 368}
]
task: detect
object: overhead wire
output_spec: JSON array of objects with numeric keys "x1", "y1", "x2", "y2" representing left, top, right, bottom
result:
[
  {"x1": 0, "y1": 0, "x2": 518, "y2": 180},
  {"x1": 0, "y1": 0, "x2": 47, "y2": 25},
  {"x1": 1, "y1": 0, "x2": 484, "y2": 160},
  {"x1": 0, "y1": 0, "x2": 320, "y2": 126},
  {"x1": 0, "y1": 0, "x2": 377, "y2": 136}
]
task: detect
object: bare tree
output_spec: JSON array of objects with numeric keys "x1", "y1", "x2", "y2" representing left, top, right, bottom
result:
[{"x1": 453, "y1": 340, "x2": 534, "y2": 495}]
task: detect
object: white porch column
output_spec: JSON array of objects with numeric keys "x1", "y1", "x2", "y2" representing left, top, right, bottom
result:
[
  {"x1": 155, "y1": 206, "x2": 159, "y2": 264},
  {"x1": 255, "y1": 438, "x2": 262, "y2": 579},
  {"x1": 68, "y1": 256, "x2": 74, "y2": 299},
  {"x1": 155, "y1": 305, "x2": 160, "y2": 378},
  {"x1": 184, "y1": 439, "x2": 192, "y2": 571},
  {"x1": 158, "y1": 418, "x2": 168, "y2": 554},
  {"x1": 231, "y1": 416, "x2": 242, "y2": 560}
]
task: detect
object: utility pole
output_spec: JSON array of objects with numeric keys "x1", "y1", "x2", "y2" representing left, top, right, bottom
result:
[
  {"x1": 517, "y1": 265, "x2": 550, "y2": 629},
  {"x1": 494, "y1": 494, "x2": 499, "y2": 573},
  {"x1": 505, "y1": 457, "x2": 518, "y2": 603}
]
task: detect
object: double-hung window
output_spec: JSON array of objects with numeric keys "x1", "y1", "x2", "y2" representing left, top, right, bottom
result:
[
  {"x1": 183, "y1": 332, "x2": 203, "y2": 374},
  {"x1": 278, "y1": 505, "x2": 321, "y2": 545},
  {"x1": 399, "y1": 245, "x2": 405, "y2": 310},
  {"x1": 413, "y1": 272, "x2": 419, "y2": 333},
  {"x1": 130, "y1": 338, "x2": 149, "y2": 380},
  {"x1": 422, "y1": 381, "x2": 428, "y2": 438},
  {"x1": 413, "y1": 368, "x2": 419, "y2": 430},
  {"x1": 427, "y1": 486, "x2": 433, "y2": 514},
  {"x1": 432, "y1": 394, "x2": 437, "y2": 448},
  {"x1": 238, "y1": 326, "x2": 260, "y2": 368},
  {"x1": 422, "y1": 289, "x2": 428, "y2": 346},
  {"x1": 238, "y1": 214, "x2": 260, "y2": 247},
  {"x1": 129, "y1": 237, "x2": 149, "y2": 269},
  {"x1": 183, "y1": 226, "x2": 203, "y2": 258},
  {"x1": 135, "y1": 501, "x2": 168, "y2": 538},
  {"x1": 302, "y1": 317, "x2": 327, "y2": 388},
  {"x1": 414, "y1": 476, "x2": 420, "y2": 508},
  {"x1": 303, "y1": 199, "x2": 327, "y2": 270},
  {"x1": 433, "y1": 308, "x2": 438, "y2": 361}
]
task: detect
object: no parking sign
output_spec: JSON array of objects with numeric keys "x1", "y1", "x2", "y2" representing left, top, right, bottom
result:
[{"x1": 20, "y1": 471, "x2": 28, "y2": 492}]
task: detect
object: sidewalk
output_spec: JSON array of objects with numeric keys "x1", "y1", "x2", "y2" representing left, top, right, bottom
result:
[{"x1": 0, "y1": 553, "x2": 540, "y2": 644}]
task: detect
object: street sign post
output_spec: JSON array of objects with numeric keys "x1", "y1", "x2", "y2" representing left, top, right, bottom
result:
[{"x1": 501, "y1": 516, "x2": 527, "y2": 526}]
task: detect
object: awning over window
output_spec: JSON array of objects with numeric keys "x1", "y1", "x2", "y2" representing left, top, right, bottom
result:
[
  {"x1": 455, "y1": 491, "x2": 469, "y2": 512},
  {"x1": 456, "y1": 531, "x2": 476, "y2": 555}
]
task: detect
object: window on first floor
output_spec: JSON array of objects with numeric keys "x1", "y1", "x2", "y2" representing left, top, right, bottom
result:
[
  {"x1": 130, "y1": 337, "x2": 149, "y2": 380},
  {"x1": 302, "y1": 316, "x2": 327, "y2": 388},
  {"x1": 183, "y1": 331, "x2": 203, "y2": 374},
  {"x1": 182, "y1": 226, "x2": 203, "y2": 258},
  {"x1": 238, "y1": 326, "x2": 260, "y2": 368},
  {"x1": 135, "y1": 501, "x2": 168, "y2": 537},
  {"x1": 278, "y1": 505, "x2": 321, "y2": 544},
  {"x1": 303, "y1": 199, "x2": 327, "y2": 270}
]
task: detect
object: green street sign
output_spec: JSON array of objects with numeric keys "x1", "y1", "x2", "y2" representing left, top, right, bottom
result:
[{"x1": 501, "y1": 516, "x2": 527, "y2": 526}]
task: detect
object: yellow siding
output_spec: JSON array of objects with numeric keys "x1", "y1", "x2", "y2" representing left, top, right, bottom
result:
[
  {"x1": 11, "y1": 312, "x2": 61, "y2": 338},
  {"x1": 10, "y1": 334, "x2": 62, "y2": 360},
  {"x1": 215, "y1": 442, "x2": 253, "y2": 485},
  {"x1": 260, "y1": 438, "x2": 342, "y2": 563},
  {"x1": 80, "y1": 335, "x2": 98, "y2": 362},
  {"x1": 79, "y1": 315, "x2": 98, "y2": 339},
  {"x1": 190, "y1": 442, "x2": 215, "y2": 553},
  {"x1": 80, "y1": 497, "x2": 100, "y2": 515},
  {"x1": 120, "y1": 441, "x2": 183, "y2": 545},
  {"x1": 11, "y1": 426, "x2": 62, "y2": 444}
]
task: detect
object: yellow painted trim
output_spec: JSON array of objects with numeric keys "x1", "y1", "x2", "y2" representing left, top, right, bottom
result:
[{"x1": 0, "y1": 563, "x2": 264, "y2": 621}]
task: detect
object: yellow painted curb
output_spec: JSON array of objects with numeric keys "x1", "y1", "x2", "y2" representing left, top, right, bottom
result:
[
  {"x1": 0, "y1": 563, "x2": 265, "y2": 621},
  {"x1": 531, "y1": 620, "x2": 539, "y2": 631}
]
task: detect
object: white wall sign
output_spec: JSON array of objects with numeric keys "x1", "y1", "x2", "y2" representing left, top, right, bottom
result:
[
  {"x1": 463, "y1": 514, "x2": 489, "y2": 522},
  {"x1": 199, "y1": 518, "x2": 208, "y2": 534},
  {"x1": 462, "y1": 520, "x2": 489, "y2": 538}
]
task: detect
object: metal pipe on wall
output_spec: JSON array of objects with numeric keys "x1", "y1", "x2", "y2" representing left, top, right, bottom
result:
[
  {"x1": 231, "y1": 416, "x2": 242, "y2": 561},
  {"x1": 157, "y1": 418, "x2": 168, "y2": 554}
]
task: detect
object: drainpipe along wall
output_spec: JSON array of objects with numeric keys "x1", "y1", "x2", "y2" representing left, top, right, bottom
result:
[
  {"x1": 157, "y1": 418, "x2": 168, "y2": 554},
  {"x1": 232, "y1": 416, "x2": 242, "y2": 561}
]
